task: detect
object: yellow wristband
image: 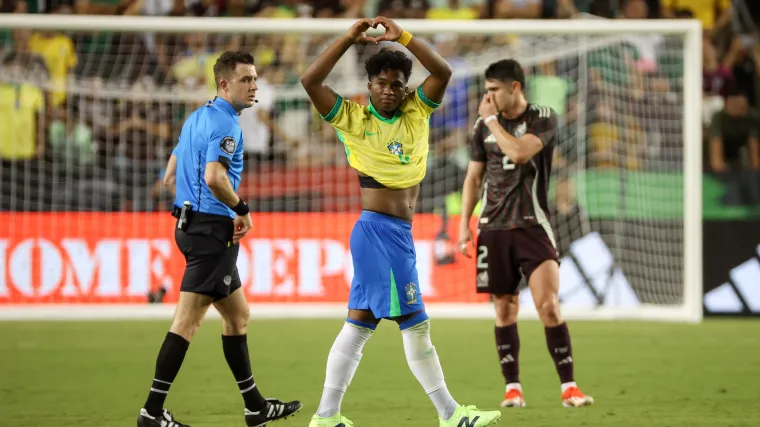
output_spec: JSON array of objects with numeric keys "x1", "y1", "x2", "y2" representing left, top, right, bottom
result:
[{"x1": 398, "y1": 30, "x2": 413, "y2": 47}]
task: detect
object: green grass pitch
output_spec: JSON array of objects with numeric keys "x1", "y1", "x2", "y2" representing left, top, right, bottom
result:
[{"x1": 1, "y1": 318, "x2": 758, "y2": 426}]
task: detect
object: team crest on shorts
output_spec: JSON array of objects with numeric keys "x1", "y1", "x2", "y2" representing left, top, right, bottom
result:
[
  {"x1": 405, "y1": 283, "x2": 418, "y2": 304},
  {"x1": 220, "y1": 136, "x2": 236, "y2": 154},
  {"x1": 223, "y1": 275, "x2": 232, "y2": 286}
]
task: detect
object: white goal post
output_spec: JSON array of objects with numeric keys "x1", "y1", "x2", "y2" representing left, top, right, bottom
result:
[{"x1": 0, "y1": 15, "x2": 702, "y2": 322}]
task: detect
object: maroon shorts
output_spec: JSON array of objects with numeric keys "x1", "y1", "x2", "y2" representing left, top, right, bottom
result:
[{"x1": 475, "y1": 225, "x2": 559, "y2": 295}]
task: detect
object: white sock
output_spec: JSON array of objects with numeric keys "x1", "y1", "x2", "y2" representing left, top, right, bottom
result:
[
  {"x1": 315, "y1": 322, "x2": 374, "y2": 418},
  {"x1": 401, "y1": 319, "x2": 459, "y2": 420},
  {"x1": 561, "y1": 381, "x2": 577, "y2": 393},
  {"x1": 506, "y1": 382, "x2": 522, "y2": 392}
]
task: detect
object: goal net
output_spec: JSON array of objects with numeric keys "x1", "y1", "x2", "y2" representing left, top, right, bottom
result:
[{"x1": 0, "y1": 16, "x2": 702, "y2": 322}]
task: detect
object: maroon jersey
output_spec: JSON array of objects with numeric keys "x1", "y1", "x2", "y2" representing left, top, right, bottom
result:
[{"x1": 470, "y1": 104, "x2": 558, "y2": 231}]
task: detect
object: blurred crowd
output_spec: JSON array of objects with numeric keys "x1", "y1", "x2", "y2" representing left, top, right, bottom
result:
[{"x1": 0, "y1": 0, "x2": 760, "y2": 214}]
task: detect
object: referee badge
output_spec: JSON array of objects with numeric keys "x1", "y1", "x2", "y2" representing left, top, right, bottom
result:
[{"x1": 220, "y1": 136, "x2": 236, "y2": 155}]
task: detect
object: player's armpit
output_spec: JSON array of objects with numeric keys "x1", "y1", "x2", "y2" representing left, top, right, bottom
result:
[
  {"x1": 320, "y1": 96, "x2": 365, "y2": 138},
  {"x1": 407, "y1": 85, "x2": 441, "y2": 118},
  {"x1": 404, "y1": 36, "x2": 452, "y2": 104},
  {"x1": 305, "y1": 83, "x2": 340, "y2": 119},
  {"x1": 419, "y1": 75, "x2": 449, "y2": 106}
]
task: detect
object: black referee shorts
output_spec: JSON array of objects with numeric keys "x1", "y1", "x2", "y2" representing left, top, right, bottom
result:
[{"x1": 174, "y1": 212, "x2": 242, "y2": 301}]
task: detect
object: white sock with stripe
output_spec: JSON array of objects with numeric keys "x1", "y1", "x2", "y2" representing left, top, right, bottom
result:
[{"x1": 315, "y1": 321, "x2": 375, "y2": 418}]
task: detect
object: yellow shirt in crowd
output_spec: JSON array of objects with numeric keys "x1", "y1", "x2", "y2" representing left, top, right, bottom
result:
[
  {"x1": 29, "y1": 32, "x2": 77, "y2": 107},
  {"x1": 0, "y1": 83, "x2": 44, "y2": 160}
]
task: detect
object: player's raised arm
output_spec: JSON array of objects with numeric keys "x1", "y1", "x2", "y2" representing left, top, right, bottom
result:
[
  {"x1": 479, "y1": 94, "x2": 556, "y2": 164},
  {"x1": 300, "y1": 18, "x2": 375, "y2": 116},
  {"x1": 372, "y1": 16, "x2": 452, "y2": 103}
]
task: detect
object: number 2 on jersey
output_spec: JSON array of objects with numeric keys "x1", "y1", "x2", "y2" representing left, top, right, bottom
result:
[{"x1": 502, "y1": 155, "x2": 516, "y2": 170}]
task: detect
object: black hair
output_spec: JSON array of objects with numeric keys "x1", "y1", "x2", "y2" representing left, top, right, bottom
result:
[
  {"x1": 485, "y1": 59, "x2": 526, "y2": 90},
  {"x1": 365, "y1": 48, "x2": 413, "y2": 82},
  {"x1": 213, "y1": 51, "x2": 255, "y2": 87}
]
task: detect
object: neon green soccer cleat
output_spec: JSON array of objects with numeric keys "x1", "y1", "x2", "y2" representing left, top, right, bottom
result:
[
  {"x1": 439, "y1": 405, "x2": 502, "y2": 427},
  {"x1": 308, "y1": 413, "x2": 354, "y2": 427}
]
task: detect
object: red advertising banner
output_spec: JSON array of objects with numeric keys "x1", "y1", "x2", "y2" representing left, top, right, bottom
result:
[{"x1": 0, "y1": 213, "x2": 487, "y2": 304}]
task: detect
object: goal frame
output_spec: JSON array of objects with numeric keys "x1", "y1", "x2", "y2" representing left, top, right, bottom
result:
[{"x1": 0, "y1": 15, "x2": 703, "y2": 323}]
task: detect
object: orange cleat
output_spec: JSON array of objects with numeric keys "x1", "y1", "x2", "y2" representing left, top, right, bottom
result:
[
  {"x1": 500, "y1": 387, "x2": 526, "y2": 408},
  {"x1": 561, "y1": 386, "x2": 594, "y2": 407}
]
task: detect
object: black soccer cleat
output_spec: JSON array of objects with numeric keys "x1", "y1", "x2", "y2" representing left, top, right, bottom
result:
[
  {"x1": 137, "y1": 408, "x2": 190, "y2": 427},
  {"x1": 244, "y1": 398, "x2": 303, "y2": 427}
]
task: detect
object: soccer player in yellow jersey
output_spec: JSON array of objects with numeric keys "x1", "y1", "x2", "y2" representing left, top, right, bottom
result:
[{"x1": 301, "y1": 17, "x2": 502, "y2": 427}]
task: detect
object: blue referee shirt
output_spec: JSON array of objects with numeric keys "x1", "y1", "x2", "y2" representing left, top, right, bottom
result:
[{"x1": 172, "y1": 97, "x2": 244, "y2": 219}]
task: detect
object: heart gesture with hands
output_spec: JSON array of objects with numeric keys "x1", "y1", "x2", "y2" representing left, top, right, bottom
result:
[
  {"x1": 346, "y1": 16, "x2": 404, "y2": 45},
  {"x1": 370, "y1": 16, "x2": 403, "y2": 43}
]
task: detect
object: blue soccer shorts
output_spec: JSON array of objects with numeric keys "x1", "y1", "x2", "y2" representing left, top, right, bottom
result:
[{"x1": 348, "y1": 210, "x2": 425, "y2": 319}]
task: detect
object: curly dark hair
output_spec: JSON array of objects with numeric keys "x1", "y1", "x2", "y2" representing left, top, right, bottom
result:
[
  {"x1": 213, "y1": 51, "x2": 255, "y2": 87},
  {"x1": 365, "y1": 48, "x2": 412, "y2": 82}
]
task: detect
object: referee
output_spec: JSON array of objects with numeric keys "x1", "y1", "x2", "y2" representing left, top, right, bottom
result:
[{"x1": 137, "y1": 52, "x2": 302, "y2": 427}]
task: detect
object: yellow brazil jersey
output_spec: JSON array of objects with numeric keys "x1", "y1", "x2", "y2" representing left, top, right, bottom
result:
[
  {"x1": 29, "y1": 33, "x2": 77, "y2": 107},
  {"x1": 321, "y1": 85, "x2": 440, "y2": 189},
  {"x1": 0, "y1": 83, "x2": 44, "y2": 160}
]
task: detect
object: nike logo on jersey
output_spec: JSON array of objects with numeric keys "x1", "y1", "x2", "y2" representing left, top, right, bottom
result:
[{"x1": 365, "y1": 131, "x2": 379, "y2": 136}]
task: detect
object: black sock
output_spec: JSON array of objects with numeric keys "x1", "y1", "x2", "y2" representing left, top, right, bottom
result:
[
  {"x1": 495, "y1": 324, "x2": 520, "y2": 384},
  {"x1": 222, "y1": 334, "x2": 267, "y2": 411},
  {"x1": 545, "y1": 322, "x2": 574, "y2": 384},
  {"x1": 144, "y1": 332, "x2": 190, "y2": 416}
]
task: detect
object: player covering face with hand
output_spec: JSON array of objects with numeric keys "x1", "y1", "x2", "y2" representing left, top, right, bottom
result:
[
  {"x1": 458, "y1": 59, "x2": 594, "y2": 409},
  {"x1": 300, "y1": 17, "x2": 503, "y2": 427}
]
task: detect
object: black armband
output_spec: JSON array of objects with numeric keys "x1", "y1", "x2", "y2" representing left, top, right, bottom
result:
[{"x1": 232, "y1": 199, "x2": 249, "y2": 216}]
